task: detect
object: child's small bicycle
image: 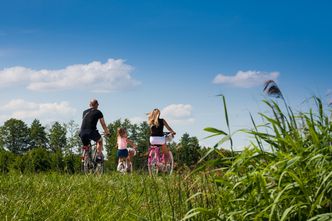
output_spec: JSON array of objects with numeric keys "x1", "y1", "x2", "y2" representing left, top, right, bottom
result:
[
  {"x1": 148, "y1": 132, "x2": 174, "y2": 176},
  {"x1": 81, "y1": 142, "x2": 104, "y2": 175},
  {"x1": 117, "y1": 147, "x2": 137, "y2": 173}
]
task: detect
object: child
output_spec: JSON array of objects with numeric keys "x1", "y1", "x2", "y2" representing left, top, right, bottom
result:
[{"x1": 116, "y1": 128, "x2": 137, "y2": 172}]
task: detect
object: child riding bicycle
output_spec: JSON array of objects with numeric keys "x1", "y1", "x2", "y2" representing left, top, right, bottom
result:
[{"x1": 116, "y1": 128, "x2": 137, "y2": 172}]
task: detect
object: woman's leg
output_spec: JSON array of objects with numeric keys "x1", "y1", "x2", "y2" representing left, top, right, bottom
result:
[{"x1": 161, "y1": 144, "x2": 169, "y2": 163}]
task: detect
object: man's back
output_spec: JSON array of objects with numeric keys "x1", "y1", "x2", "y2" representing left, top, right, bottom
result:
[{"x1": 81, "y1": 108, "x2": 103, "y2": 131}]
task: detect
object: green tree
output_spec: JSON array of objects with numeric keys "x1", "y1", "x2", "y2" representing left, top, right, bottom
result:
[
  {"x1": 105, "y1": 119, "x2": 123, "y2": 170},
  {"x1": 105, "y1": 119, "x2": 151, "y2": 171},
  {"x1": 0, "y1": 149, "x2": 15, "y2": 173},
  {"x1": 0, "y1": 118, "x2": 30, "y2": 154},
  {"x1": 134, "y1": 121, "x2": 150, "y2": 170},
  {"x1": 63, "y1": 152, "x2": 81, "y2": 174},
  {"x1": 64, "y1": 120, "x2": 81, "y2": 154},
  {"x1": 29, "y1": 119, "x2": 48, "y2": 149},
  {"x1": 48, "y1": 122, "x2": 67, "y2": 153},
  {"x1": 176, "y1": 133, "x2": 201, "y2": 168},
  {"x1": 28, "y1": 147, "x2": 52, "y2": 172}
]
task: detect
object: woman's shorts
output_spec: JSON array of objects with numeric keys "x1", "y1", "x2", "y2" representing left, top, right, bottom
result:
[
  {"x1": 117, "y1": 149, "x2": 129, "y2": 158},
  {"x1": 150, "y1": 136, "x2": 166, "y2": 145}
]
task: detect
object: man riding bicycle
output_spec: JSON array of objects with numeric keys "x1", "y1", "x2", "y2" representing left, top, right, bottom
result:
[{"x1": 79, "y1": 99, "x2": 110, "y2": 162}]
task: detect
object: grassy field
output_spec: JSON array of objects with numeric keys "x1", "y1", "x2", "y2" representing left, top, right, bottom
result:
[
  {"x1": 0, "y1": 172, "x2": 216, "y2": 221},
  {"x1": 1, "y1": 97, "x2": 332, "y2": 221}
]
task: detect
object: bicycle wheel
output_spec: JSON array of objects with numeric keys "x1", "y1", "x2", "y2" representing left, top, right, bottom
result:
[
  {"x1": 164, "y1": 151, "x2": 174, "y2": 175},
  {"x1": 127, "y1": 162, "x2": 133, "y2": 173},
  {"x1": 82, "y1": 152, "x2": 91, "y2": 174},
  {"x1": 95, "y1": 162, "x2": 104, "y2": 175},
  {"x1": 150, "y1": 157, "x2": 159, "y2": 176},
  {"x1": 117, "y1": 162, "x2": 126, "y2": 173}
]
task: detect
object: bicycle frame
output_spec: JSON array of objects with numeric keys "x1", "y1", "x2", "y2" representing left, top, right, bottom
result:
[
  {"x1": 81, "y1": 143, "x2": 104, "y2": 175},
  {"x1": 117, "y1": 148, "x2": 136, "y2": 173},
  {"x1": 117, "y1": 158, "x2": 131, "y2": 174},
  {"x1": 148, "y1": 133, "x2": 174, "y2": 176}
]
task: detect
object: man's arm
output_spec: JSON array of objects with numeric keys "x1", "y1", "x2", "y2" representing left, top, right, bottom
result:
[{"x1": 99, "y1": 118, "x2": 110, "y2": 135}]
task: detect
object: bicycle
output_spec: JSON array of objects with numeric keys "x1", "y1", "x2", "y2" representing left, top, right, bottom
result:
[
  {"x1": 81, "y1": 141, "x2": 104, "y2": 175},
  {"x1": 148, "y1": 132, "x2": 174, "y2": 176},
  {"x1": 117, "y1": 147, "x2": 137, "y2": 173}
]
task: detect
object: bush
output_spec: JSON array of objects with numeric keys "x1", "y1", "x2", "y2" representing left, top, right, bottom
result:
[{"x1": 0, "y1": 150, "x2": 15, "y2": 173}]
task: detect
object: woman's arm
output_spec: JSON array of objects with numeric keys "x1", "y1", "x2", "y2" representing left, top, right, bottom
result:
[{"x1": 163, "y1": 119, "x2": 176, "y2": 135}]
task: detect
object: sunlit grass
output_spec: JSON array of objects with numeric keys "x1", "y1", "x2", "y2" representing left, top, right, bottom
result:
[{"x1": 1, "y1": 96, "x2": 332, "y2": 221}]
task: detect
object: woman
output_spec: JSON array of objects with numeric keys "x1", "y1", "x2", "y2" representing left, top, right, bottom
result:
[{"x1": 148, "y1": 108, "x2": 176, "y2": 155}]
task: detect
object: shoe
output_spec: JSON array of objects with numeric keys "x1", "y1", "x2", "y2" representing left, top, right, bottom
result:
[{"x1": 96, "y1": 154, "x2": 104, "y2": 163}]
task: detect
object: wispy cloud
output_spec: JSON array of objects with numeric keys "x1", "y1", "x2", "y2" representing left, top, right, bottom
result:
[
  {"x1": 161, "y1": 104, "x2": 195, "y2": 125},
  {"x1": 213, "y1": 70, "x2": 279, "y2": 88},
  {"x1": 0, "y1": 99, "x2": 77, "y2": 124},
  {"x1": 0, "y1": 59, "x2": 141, "y2": 92}
]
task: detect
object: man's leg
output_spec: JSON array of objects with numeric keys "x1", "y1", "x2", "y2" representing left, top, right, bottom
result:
[{"x1": 96, "y1": 138, "x2": 103, "y2": 156}]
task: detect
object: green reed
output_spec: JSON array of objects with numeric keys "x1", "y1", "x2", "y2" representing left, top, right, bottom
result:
[{"x1": 187, "y1": 97, "x2": 332, "y2": 221}]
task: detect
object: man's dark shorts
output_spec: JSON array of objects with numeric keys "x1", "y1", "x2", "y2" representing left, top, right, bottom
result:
[{"x1": 79, "y1": 129, "x2": 101, "y2": 146}]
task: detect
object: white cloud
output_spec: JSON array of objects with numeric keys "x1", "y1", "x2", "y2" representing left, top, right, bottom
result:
[
  {"x1": 0, "y1": 59, "x2": 140, "y2": 92},
  {"x1": 326, "y1": 89, "x2": 332, "y2": 96},
  {"x1": 213, "y1": 70, "x2": 279, "y2": 88},
  {"x1": 0, "y1": 99, "x2": 77, "y2": 123},
  {"x1": 161, "y1": 104, "x2": 195, "y2": 125}
]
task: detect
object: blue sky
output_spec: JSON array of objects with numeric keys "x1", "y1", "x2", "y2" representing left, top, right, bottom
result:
[{"x1": 1, "y1": 0, "x2": 332, "y2": 150}]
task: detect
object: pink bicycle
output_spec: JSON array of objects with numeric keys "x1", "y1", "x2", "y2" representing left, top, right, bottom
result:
[{"x1": 148, "y1": 132, "x2": 174, "y2": 175}]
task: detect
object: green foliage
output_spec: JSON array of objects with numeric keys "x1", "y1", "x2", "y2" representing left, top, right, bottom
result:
[
  {"x1": 29, "y1": 119, "x2": 48, "y2": 149},
  {"x1": 204, "y1": 95, "x2": 235, "y2": 155},
  {"x1": 48, "y1": 121, "x2": 67, "y2": 152},
  {"x1": 105, "y1": 119, "x2": 151, "y2": 171},
  {"x1": 175, "y1": 133, "x2": 201, "y2": 169},
  {"x1": 0, "y1": 118, "x2": 30, "y2": 154},
  {"x1": 64, "y1": 120, "x2": 81, "y2": 154},
  {"x1": 27, "y1": 147, "x2": 52, "y2": 172},
  {"x1": 0, "y1": 149, "x2": 15, "y2": 173},
  {"x1": 188, "y1": 97, "x2": 332, "y2": 220},
  {"x1": 63, "y1": 152, "x2": 81, "y2": 174}
]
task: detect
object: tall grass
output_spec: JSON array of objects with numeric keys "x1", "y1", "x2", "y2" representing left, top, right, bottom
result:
[
  {"x1": 1, "y1": 95, "x2": 331, "y2": 221},
  {"x1": 0, "y1": 172, "x2": 220, "y2": 220},
  {"x1": 187, "y1": 96, "x2": 332, "y2": 220}
]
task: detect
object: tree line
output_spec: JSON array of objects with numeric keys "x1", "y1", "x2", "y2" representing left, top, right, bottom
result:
[{"x1": 0, "y1": 118, "x2": 222, "y2": 174}]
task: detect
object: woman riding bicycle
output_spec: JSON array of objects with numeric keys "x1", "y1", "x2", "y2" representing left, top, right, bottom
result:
[{"x1": 148, "y1": 108, "x2": 176, "y2": 161}]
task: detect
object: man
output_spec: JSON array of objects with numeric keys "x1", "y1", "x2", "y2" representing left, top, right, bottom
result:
[{"x1": 79, "y1": 99, "x2": 110, "y2": 160}]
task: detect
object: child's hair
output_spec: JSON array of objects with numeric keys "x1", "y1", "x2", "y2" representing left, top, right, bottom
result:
[
  {"x1": 148, "y1": 108, "x2": 160, "y2": 127},
  {"x1": 117, "y1": 128, "x2": 127, "y2": 138}
]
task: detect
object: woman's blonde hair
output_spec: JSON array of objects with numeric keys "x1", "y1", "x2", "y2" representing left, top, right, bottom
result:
[
  {"x1": 117, "y1": 128, "x2": 126, "y2": 138},
  {"x1": 148, "y1": 108, "x2": 160, "y2": 127}
]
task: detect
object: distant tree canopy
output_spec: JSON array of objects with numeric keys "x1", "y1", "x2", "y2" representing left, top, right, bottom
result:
[
  {"x1": 0, "y1": 118, "x2": 30, "y2": 154},
  {"x1": 29, "y1": 119, "x2": 48, "y2": 149},
  {"x1": 0, "y1": 117, "x2": 218, "y2": 174}
]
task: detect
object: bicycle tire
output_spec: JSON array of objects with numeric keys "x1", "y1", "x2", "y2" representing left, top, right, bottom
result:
[
  {"x1": 117, "y1": 162, "x2": 126, "y2": 173},
  {"x1": 82, "y1": 150, "x2": 91, "y2": 174},
  {"x1": 150, "y1": 156, "x2": 159, "y2": 176},
  {"x1": 95, "y1": 162, "x2": 104, "y2": 175},
  {"x1": 164, "y1": 151, "x2": 174, "y2": 175}
]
